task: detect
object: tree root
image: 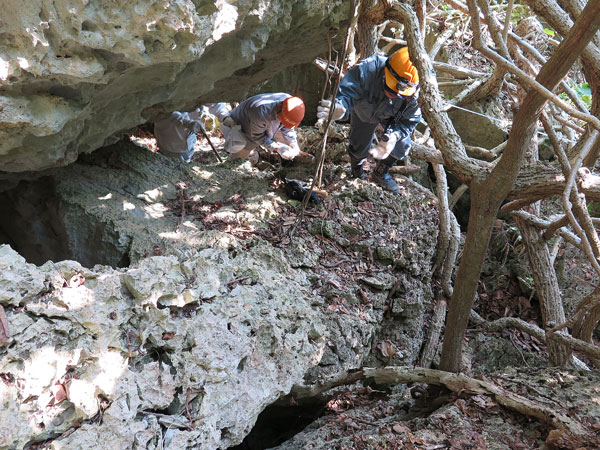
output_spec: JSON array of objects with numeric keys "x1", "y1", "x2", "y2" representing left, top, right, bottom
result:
[
  {"x1": 291, "y1": 365, "x2": 595, "y2": 443},
  {"x1": 363, "y1": 367, "x2": 592, "y2": 440}
]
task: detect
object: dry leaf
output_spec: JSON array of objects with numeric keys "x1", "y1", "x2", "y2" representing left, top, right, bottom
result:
[
  {"x1": 546, "y1": 428, "x2": 566, "y2": 445},
  {"x1": 68, "y1": 273, "x2": 85, "y2": 288},
  {"x1": 518, "y1": 296, "x2": 532, "y2": 309},
  {"x1": 0, "y1": 305, "x2": 9, "y2": 344},
  {"x1": 377, "y1": 340, "x2": 396, "y2": 358},
  {"x1": 392, "y1": 423, "x2": 410, "y2": 434},
  {"x1": 50, "y1": 383, "x2": 68, "y2": 404}
]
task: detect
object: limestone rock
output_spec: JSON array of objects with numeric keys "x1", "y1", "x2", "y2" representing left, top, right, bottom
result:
[
  {"x1": 0, "y1": 244, "x2": 46, "y2": 306},
  {"x1": 0, "y1": 240, "x2": 328, "y2": 449},
  {"x1": 0, "y1": 0, "x2": 350, "y2": 176},
  {"x1": 0, "y1": 137, "x2": 439, "y2": 449}
]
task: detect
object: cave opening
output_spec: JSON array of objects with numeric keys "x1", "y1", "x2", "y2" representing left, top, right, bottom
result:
[
  {"x1": 0, "y1": 176, "x2": 131, "y2": 268},
  {"x1": 230, "y1": 397, "x2": 328, "y2": 450}
]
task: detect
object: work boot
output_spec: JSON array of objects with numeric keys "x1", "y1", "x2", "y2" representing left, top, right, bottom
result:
[
  {"x1": 350, "y1": 158, "x2": 366, "y2": 180},
  {"x1": 372, "y1": 158, "x2": 400, "y2": 193}
]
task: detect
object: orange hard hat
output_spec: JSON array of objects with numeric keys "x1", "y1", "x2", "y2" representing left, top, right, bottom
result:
[
  {"x1": 279, "y1": 96, "x2": 305, "y2": 129},
  {"x1": 384, "y1": 47, "x2": 419, "y2": 97}
]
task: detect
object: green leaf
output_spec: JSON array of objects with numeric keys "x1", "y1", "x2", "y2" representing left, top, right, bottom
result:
[
  {"x1": 574, "y1": 83, "x2": 592, "y2": 107},
  {"x1": 575, "y1": 83, "x2": 592, "y2": 97},
  {"x1": 543, "y1": 28, "x2": 555, "y2": 37},
  {"x1": 581, "y1": 95, "x2": 592, "y2": 107}
]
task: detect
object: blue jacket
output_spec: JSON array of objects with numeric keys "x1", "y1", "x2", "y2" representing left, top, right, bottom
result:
[
  {"x1": 230, "y1": 93, "x2": 298, "y2": 150},
  {"x1": 335, "y1": 55, "x2": 421, "y2": 158}
]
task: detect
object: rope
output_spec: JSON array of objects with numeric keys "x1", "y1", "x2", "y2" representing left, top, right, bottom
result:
[{"x1": 444, "y1": 102, "x2": 509, "y2": 125}]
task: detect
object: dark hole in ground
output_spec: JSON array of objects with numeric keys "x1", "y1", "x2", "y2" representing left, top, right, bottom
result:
[
  {"x1": 230, "y1": 398, "x2": 328, "y2": 450},
  {"x1": 0, "y1": 176, "x2": 131, "y2": 268}
]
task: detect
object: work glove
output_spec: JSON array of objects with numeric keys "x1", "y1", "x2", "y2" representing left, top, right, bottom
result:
[
  {"x1": 222, "y1": 116, "x2": 235, "y2": 127},
  {"x1": 268, "y1": 141, "x2": 300, "y2": 160},
  {"x1": 369, "y1": 134, "x2": 398, "y2": 160},
  {"x1": 316, "y1": 99, "x2": 346, "y2": 121}
]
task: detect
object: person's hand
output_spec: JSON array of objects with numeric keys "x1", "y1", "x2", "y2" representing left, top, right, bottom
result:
[
  {"x1": 316, "y1": 99, "x2": 346, "y2": 121},
  {"x1": 279, "y1": 143, "x2": 300, "y2": 160},
  {"x1": 268, "y1": 142, "x2": 299, "y2": 160},
  {"x1": 222, "y1": 116, "x2": 235, "y2": 127},
  {"x1": 370, "y1": 134, "x2": 398, "y2": 160}
]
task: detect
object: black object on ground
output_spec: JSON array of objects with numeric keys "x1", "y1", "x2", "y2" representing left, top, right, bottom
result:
[{"x1": 283, "y1": 178, "x2": 322, "y2": 204}]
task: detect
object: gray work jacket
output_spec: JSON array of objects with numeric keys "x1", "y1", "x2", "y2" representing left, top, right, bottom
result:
[
  {"x1": 154, "y1": 109, "x2": 202, "y2": 155},
  {"x1": 230, "y1": 93, "x2": 298, "y2": 150}
]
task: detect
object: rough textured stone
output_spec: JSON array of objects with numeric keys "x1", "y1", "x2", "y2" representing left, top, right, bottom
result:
[
  {"x1": 0, "y1": 137, "x2": 439, "y2": 449},
  {"x1": 0, "y1": 244, "x2": 46, "y2": 306},
  {"x1": 0, "y1": 0, "x2": 349, "y2": 176},
  {"x1": 0, "y1": 242, "x2": 326, "y2": 449}
]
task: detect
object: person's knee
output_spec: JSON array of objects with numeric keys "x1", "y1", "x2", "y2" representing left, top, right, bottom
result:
[{"x1": 229, "y1": 147, "x2": 252, "y2": 160}]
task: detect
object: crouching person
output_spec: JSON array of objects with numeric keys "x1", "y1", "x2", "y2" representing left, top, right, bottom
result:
[
  {"x1": 210, "y1": 93, "x2": 306, "y2": 164},
  {"x1": 153, "y1": 109, "x2": 205, "y2": 163}
]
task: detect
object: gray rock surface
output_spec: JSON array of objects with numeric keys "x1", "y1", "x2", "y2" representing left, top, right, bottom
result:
[
  {"x1": 0, "y1": 139, "x2": 439, "y2": 449},
  {"x1": 0, "y1": 242, "x2": 326, "y2": 449},
  {"x1": 0, "y1": 0, "x2": 349, "y2": 175}
]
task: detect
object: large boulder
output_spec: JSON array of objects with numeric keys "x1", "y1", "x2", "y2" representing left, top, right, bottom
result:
[
  {"x1": 0, "y1": 244, "x2": 326, "y2": 450},
  {"x1": 0, "y1": 140, "x2": 440, "y2": 449},
  {"x1": 0, "y1": 0, "x2": 349, "y2": 175}
]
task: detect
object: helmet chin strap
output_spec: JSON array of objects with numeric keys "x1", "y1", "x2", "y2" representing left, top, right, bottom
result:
[{"x1": 385, "y1": 59, "x2": 417, "y2": 93}]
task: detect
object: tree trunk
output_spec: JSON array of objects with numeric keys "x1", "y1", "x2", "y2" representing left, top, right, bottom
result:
[
  {"x1": 356, "y1": 0, "x2": 382, "y2": 59},
  {"x1": 439, "y1": 0, "x2": 600, "y2": 373},
  {"x1": 526, "y1": 0, "x2": 600, "y2": 166},
  {"x1": 513, "y1": 215, "x2": 570, "y2": 366},
  {"x1": 389, "y1": 1, "x2": 600, "y2": 373}
]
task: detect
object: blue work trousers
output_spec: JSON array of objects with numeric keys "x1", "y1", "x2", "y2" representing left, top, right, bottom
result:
[{"x1": 347, "y1": 113, "x2": 411, "y2": 164}]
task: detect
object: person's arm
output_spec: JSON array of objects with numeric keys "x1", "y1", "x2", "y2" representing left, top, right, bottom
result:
[
  {"x1": 386, "y1": 95, "x2": 422, "y2": 142},
  {"x1": 171, "y1": 111, "x2": 202, "y2": 132},
  {"x1": 276, "y1": 128, "x2": 300, "y2": 159},
  {"x1": 371, "y1": 96, "x2": 422, "y2": 160},
  {"x1": 333, "y1": 62, "x2": 369, "y2": 120},
  {"x1": 316, "y1": 63, "x2": 367, "y2": 123}
]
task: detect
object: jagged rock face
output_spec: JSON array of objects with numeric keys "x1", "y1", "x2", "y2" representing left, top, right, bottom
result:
[
  {"x1": 0, "y1": 0, "x2": 349, "y2": 174},
  {"x1": 0, "y1": 244, "x2": 326, "y2": 450},
  {"x1": 0, "y1": 140, "x2": 439, "y2": 449}
]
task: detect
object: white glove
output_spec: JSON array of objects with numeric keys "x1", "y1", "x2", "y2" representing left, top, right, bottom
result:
[
  {"x1": 268, "y1": 142, "x2": 299, "y2": 160},
  {"x1": 316, "y1": 99, "x2": 346, "y2": 121},
  {"x1": 222, "y1": 116, "x2": 235, "y2": 127},
  {"x1": 369, "y1": 134, "x2": 398, "y2": 160}
]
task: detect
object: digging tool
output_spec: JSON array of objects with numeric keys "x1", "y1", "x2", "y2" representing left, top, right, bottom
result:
[{"x1": 198, "y1": 126, "x2": 224, "y2": 163}]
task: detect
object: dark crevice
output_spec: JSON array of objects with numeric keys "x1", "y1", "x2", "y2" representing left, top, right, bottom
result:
[
  {"x1": 230, "y1": 397, "x2": 328, "y2": 450},
  {"x1": 0, "y1": 176, "x2": 131, "y2": 268}
]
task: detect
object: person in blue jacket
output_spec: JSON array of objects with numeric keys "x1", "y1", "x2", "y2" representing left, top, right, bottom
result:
[{"x1": 317, "y1": 47, "x2": 421, "y2": 193}]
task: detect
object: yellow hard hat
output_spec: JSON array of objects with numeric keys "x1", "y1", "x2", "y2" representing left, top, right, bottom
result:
[{"x1": 384, "y1": 47, "x2": 419, "y2": 97}]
